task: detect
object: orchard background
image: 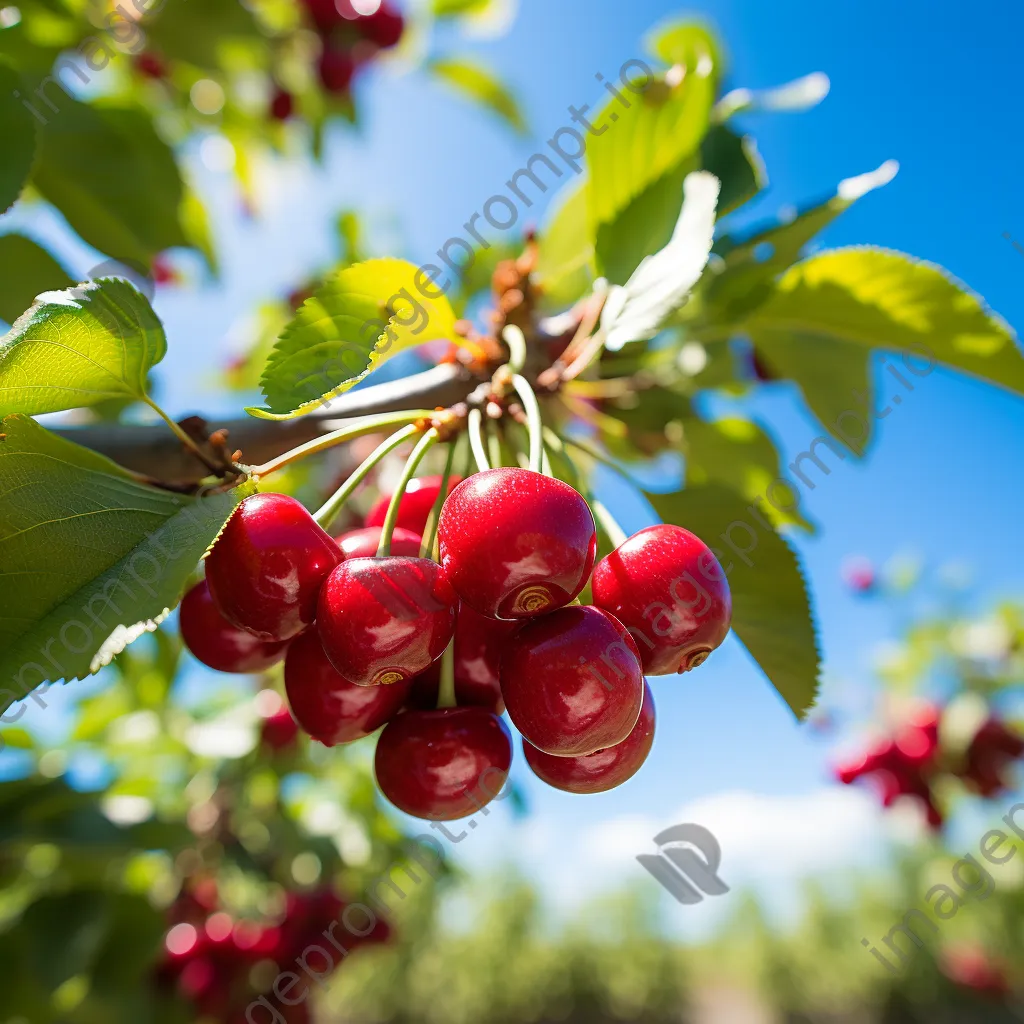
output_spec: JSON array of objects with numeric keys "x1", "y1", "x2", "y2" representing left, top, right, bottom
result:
[{"x1": 1, "y1": 0, "x2": 1023, "y2": 1022}]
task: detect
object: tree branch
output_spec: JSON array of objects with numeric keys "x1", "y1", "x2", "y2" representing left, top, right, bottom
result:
[{"x1": 51, "y1": 363, "x2": 477, "y2": 482}]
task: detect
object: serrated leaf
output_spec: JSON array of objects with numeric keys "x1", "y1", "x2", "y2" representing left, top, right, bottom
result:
[
  {"x1": 0, "y1": 235, "x2": 73, "y2": 325},
  {"x1": 31, "y1": 99, "x2": 189, "y2": 266},
  {"x1": 429, "y1": 57, "x2": 527, "y2": 135},
  {"x1": 535, "y1": 178, "x2": 593, "y2": 311},
  {"x1": 0, "y1": 59, "x2": 37, "y2": 215},
  {"x1": 0, "y1": 416, "x2": 254, "y2": 714},
  {"x1": 747, "y1": 247, "x2": 1024, "y2": 449},
  {"x1": 646, "y1": 484, "x2": 820, "y2": 718},
  {"x1": 248, "y1": 258, "x2": 459, "y2": 420},
  {"x1": 0, "y1": 278, "x2": 165, "y2": 415}
]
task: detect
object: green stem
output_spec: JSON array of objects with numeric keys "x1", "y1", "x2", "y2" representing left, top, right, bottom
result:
[
  {"x1": 467, "y1": 408, "x2": 491, "y2": 473},
  {"x1": 486, "y1": 417, "x2": 503, "y2": 469},
  {"x1": 502, "y1": 324, "x2": 528, "y2": 374},
  {"x1": 377, "y1": 428, "x2": 441, "y2": 556},
  {"x1": 541, "y1": 426, "x2": 580, "y2": 487},
  {"x1": 591, "y1": 497, "x2": 630, "y2": 549},
  {"x1": 420, "y1": 440, "x2": 457, "y2": 560},
  {"x1": 314, "y1": 424, "x2": 420, "y2": 530},
  {"x1": 252, "y1": 410, "x2": 434, "y2": 478},
  {"x1": 144, "y1": 397, "x2": 221, "y2": 474},
  {"x1": 511, "y1": 373, "x2": 544, "y2": 474},
  {"x1": 436, "y1": 640, "x2": 456, "y2": 709}
]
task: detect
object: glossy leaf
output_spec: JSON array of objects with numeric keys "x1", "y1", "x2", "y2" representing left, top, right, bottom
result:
[
  {"x1": 249, "y1": 258, "x2": 459, "y2": 420},
  {"x1": 0, "y1": 278, "x2": 165, "y2": 415},
  {"x1": 429, "y1": 57, "x2": 527, "y2": 134},
  {"x1": 0, "y1": 234, "x2": 74, "y2": 325},
  {"x1": 0, "y1": 416, "x2": 255, "y2": 712},
  {"x1": 0, "y1": 58, "x2": 36, "y2": 214},
  {"x1": 647, "y1": 484, "x2": 820, "y2": 718}
]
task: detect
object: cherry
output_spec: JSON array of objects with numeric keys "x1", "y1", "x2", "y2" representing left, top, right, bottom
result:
[
  {"x1": 524, "y1": 681, "x2": 655, "y2": 794},
  {"x1": 592, "y1": 524, "x2": 731, "y2": 675},
  {"x1": 319, "y1": 46, "x2": 356, "y2": 93},
  {"x1": 302, "y1": 0, "x2": 344, "y2": 30},
  {"x1": 317, "y1": 556, "x2": 457, "y2": 686},
  {"x1": 337, "y1": 525, "x2": 422, "y2": 559},
  {"x1": 285, "y1": 629, "x2": 410, "y2": 744},
  {"x1": 179, "y1": 579, "x2": 289, "y2": 673},
  {"x1": 260, "y1": 705, "x2": 300, "y2": 751},
  {"x1": 501, "y1": 605, "x2": 644, "y2": 756},
  {"x1": 205, "y1": 493, "x2": 342, "y2": 642},
  {"x1": 438, "y1": 468, "x2": 597, "y2": 620},
  {"x1": 135, "y1": 51, "x2": 168, "y2": 79},
  {"x1": 374, "y1": 706, "x2": 512, "y2": 820},
  {"x1": 270, "y1": 86, "x2": 295, "y2": 121},
  {"x1": 962, "y1": 718, "x2": 1024, "y2": 797},
  {"x1": 359, "y1": 3, "x2": 404, "y2": 48},
  {"x1": 365, "y1": 474, "x2": 463, "y2": 535}
]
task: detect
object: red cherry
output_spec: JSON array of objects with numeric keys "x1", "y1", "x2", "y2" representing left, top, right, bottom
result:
[
  {"x1": 358, "y1": 3, "x2": 404, "y2": 48},
  {"x1": 592, "y1": 524, "x2": 731, "y2": 675},
  {"x1": 374, "y1": 706, "x2": 512, "y2": 820},
  {"x1": 317, "y1": 556, "x2": 457, "y2": 686},
  {"x1": 438, "y1": 468, "x2": 597, "y2": 620},
  {"x1": 524, "y1": 681, "x2": 656, "y2": 793},
  {"x1": 365, "y1": 475, "x2": 463, "y2": 535},
  {"x1": 337, "y1": 525, "x2": 422, "y2": 559},
  {"x1": 302, "y1": 0, "x2": 344, "y2": 30},
  {"x1": 270, "y1": 86, "x2": 294, "y2": 120},
  {"x1": 285, "y1": 629, "x2": 410, "y2": 744},
  {"x1": 205, "y1": 493, "x2": 342, "y2": 642},
  {"x1": 319, "y1": 46, "x2": 356, "y2": 93},
  {"x1": 135, "y1": 51, "x2": 168, "y2": 79},
  {"x1": 179, "y1": 579, "x2": 289, "y2": 673},
  {"x1": 152, "y1": 254, "x2": 177, "y2": 286},
  {"x1": 261, "y1": 705, "x2": 300, "y2": 751},
  {"x1": 501, "y1": 605, "x2": 644, "y2": 756}
]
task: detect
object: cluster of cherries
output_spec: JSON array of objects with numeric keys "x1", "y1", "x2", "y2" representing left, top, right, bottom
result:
[
  {"x1": 834, "y1": 702, "x2": 1023, "y2": 828},
  {"x1": 181, "y1": 466, "x2": 732, "y2": 820},
  {"x1": 156, "y1": 879, "x2": 388, "y2": 1022}
]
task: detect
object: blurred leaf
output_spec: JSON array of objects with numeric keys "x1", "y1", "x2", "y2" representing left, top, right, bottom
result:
[
  {"x1": 701, "y1": 123, "x2": 765, "y2": 215},
  {"x1": 0, "y1": 726, "x2": 34, "y2": 749},
  {"x1": 432, "y1": 0, "x2": 492, "y2": 14},
  {"x1": 429, "y1": 57, "x2": 527, "y2": 134},
  {"x1": 249, "y1": 258, "x2": 459, "y2": 420},
  {"x1": 453, "y1": 239, "x2": 520, "y2": 316},
  {"x1": 0, "y1": 234, "x2": 74, "y2": 325},
  {"x1": 32, "y1": 99, "x2": 189, "y2": 266},
  {"x1": 0, "y1": 58, "x2": 37, "y2": 214},
  {"x1": 89, "y1": 893, "x2": 166, "y2": 994},
  {"x1": 647, "y1": 16, "x2": 724, "y2": 69},
  {"x1": 647, "y1": 484, "x2": 820, "y2": 718},
  {"x1": 0, "y1": 415, "x2": 255, "y2": 703},
  {"x1": 535, "y1": 178, "x2": 593, "y2": 311},
  {"x1": 0, "y1": 279, "x2": 165, "y2": 415},
  {"x1": 23, "y1": 890, "x2": 109, "y2": 989},
  {"x1": 143, "y1": 0, "x2": 261, "y2": 69}
]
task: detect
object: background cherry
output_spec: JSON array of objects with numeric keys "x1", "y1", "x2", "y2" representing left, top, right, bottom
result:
[
  {"x1": 524, "y1": 681, "x2": 656, "y2": 793},
  {"x1": 500, "y1": 605, "x2": 644, "y2": 756},
  {"x1": 592, "y1": 524, "x2": 731, "y2": 675},
  {"x1": 438, "y1": 468, "x2": 597, "y2": 620},
  {"x1": 365, "y1": 474, "x2": 463, "y2": 535},
  {"x1": 337, "y1": 525, "x2": 422, "y2": 559},
  {"x1": 179, "y1": 579, "x2": 289, "y2": 673},
  {"x1": 285, "y1": 629, "x2": 410, "y2": 745},
  {"x1": 205, "y1": 493, "x2": 342, "y2": 642},
  {"x1": 317, "y1": 556, "x2": 457, "y2": 686},
  {"x1": 374, "y1": 706, "x2": 512, "y2": 820}
]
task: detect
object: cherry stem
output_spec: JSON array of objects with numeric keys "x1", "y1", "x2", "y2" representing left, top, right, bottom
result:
[
  {"x1": 420, "y1": 439, "x2": 457, "y2": 560},
  {"x1": 252, "y1": 410, "x2": 434, "y2": 478},
  {"x1": 377, "y1": 427, "x2": 441, "y2": 557},
  {"x1": 467, "y1": 407, "x2": 491, "y2": 473},
  {"x1": 511, "y1": 373, "x2": 544, "y2": 474},
  {"x1": 436, "y1": 639, "x2": 456, "y2": 709},
  {"x1": 144, "y1": 397, "x2": 222, "y2": 475},
  {"x1": 314, "y1": 423, "x2": 420, "y2": 531},
  {"x1": 591, "y1": 497, "x2": 629, "y2": 549},
  {"x1": 502, "y1": 324, "x2": 528, "y2": 374},
  {"x1": 486, "y1": 416, "x2": 503, "y2": 469}
]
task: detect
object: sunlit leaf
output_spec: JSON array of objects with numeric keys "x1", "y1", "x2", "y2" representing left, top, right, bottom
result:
[{"x1": 429, "y1": 57, "x2": 527, "y2": 134}]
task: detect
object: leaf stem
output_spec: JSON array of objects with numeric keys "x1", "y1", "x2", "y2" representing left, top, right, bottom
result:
[
  {"x1": 252, "y1": 410, "x2": 433, "y2": 478},
  {"x1": 511, "y1": 373, "x2": 544, "y2": 474},
  {"x1": 591, "y1": 497, "x2": 630, "y2": 549},
  {"x1": 144, "y1": 398, "x2": 221, "y2": 474},
  {"x1": 377, "y1": 427, "x2": 441, "y2": 557},
  {"x1": 436, "y1": 639, "x2": 456, "y2": 709},
  {"x1": 467, "y1": 408, "x2": 491, "y2": 473},
  {"x1": 420, "y1": 439, "x2": 457, "y2": 560},
  {"x1": 314, "y1": 424, "x2": 420, "y2": 531}
]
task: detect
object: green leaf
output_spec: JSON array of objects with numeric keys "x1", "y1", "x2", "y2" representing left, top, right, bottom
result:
[
  {"x1": 0, "y1": 416, "x2": 254, "y2": 711},
  {"x1": 747, "y1": 247, "x2": 1024, "y2": 447},
  {"x1": 0, "y1": 234, "x2": 73, "y2": 325},
  {"x1": 0, "y1": 278, "x2": 165, "y2": 415},
  {"x1": 646, "y1": 17, "x2": 724, "y2": 69},
  {"x1": 429, "y1": 57, "x2": 527, "y2": 135},
  {"x1": 32, "y1": 99, "x2": 189, "y2": 266},
  {"x1": 683, "y1": 416, "x2": 812, "y2": 531},
  {"x1": 0, "y1": 59, "x2": 37, "y2": 214},
  {"x1": 646, "y1": 484, "x2": 820, "y2": 718},
  {"x1": 249, "y1": 258, "x2": 459, "y2": 420},
  {"x1": 588, "y1": 24, "x2": 718, "y2": 263},
  {"x1": 142, "y1": 0, "x2": 261, "y2": 70},
  {"x1": 701, "y1": 124, "x2": 765, "y2": 216},
  {"x1": 534, "y1": 179, "x2": 593, "y2": 311}
]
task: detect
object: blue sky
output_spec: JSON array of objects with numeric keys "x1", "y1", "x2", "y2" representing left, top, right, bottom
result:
[{"x1": 7, "y1": 0, "x2": 1024, "y2": 926}]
